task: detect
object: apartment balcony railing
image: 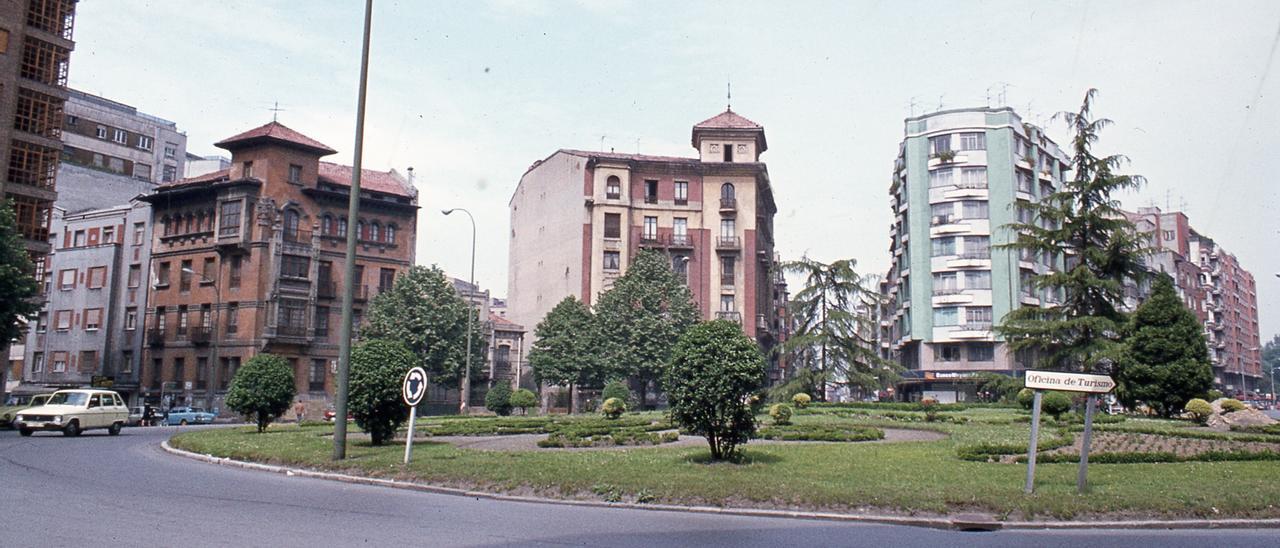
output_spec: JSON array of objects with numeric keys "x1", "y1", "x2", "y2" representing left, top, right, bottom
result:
[
  {"x1": 317, "y1": 282, "x2": 337, "y2": 299},
  {"x1": 644, "y1": 195, "x2": 658, "y2": 204},
  {"x1": 189, "y1": 327, "x2": 212, "y2": 345},
  {"x1": 276, "y1": 325, "x2": 308, "y2": 338},
  {"x1": 957, "y1": 251, "x2": 991, "y2": 260},
  {"x1": 715, "y1": 236, "x2": 741, "y2": 250},
  {"x1": 719, "y1": 197, "x2": 737, "y2": 211},
  {"x1": 955, "y1": 181, "x2": 988, "y2": 190},
  {"x1": 668, "y1": 234, "x2": 693, "y2": 248},
  {"x1": 715, "y1": 311, "x2": 742, "y2": 323},
  {"x1": 930, "y1": 215, "x2": 957, "y2": 226},
  {"x1": 146, "y1": 328, "x2": 166, "y2": 347},
  {"x1": 283, "y1": 229, "x2": 312, "y2": 244},
  {"x1": 352, "y1": 285, "x2": 370, "y2": 302},
  {"x1": 720, "y1": 274, "x2": 736, "y2": 286},
  {"x1": 933, "y1": 287, "x2": 964, "y2": 296},
  {"x1": 639, "y1": 233, "x2": 661, "y2": 247},
  {"x1": 957, "y1": 322, "x2": 993, "y2": 331}
]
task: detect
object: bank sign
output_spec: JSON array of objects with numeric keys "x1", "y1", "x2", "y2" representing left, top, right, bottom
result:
[{"x1": 1024, "y1": 370, "x2": 1115, "y2": 394}]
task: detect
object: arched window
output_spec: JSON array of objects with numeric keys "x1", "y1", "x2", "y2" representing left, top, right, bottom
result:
[
  {"x1": 321, "y1": 214, "x2": 332, "y2": 235},
  {"x1": 284, "y1": 209, "x2": 301, "y2": 241},
  {"x1": 606, "y1": 176, "x2": 621, "y2": 199},
  {"x1": 357, "y1": 220, "x2": 366, "y2": 240},
  {"x1": 370, "y1": 222, "x2": 381, "y2": 242},
  {"x1": 337, "y1": 218, "x2": 348, "y2": 237},
  {"x1": 720, "y1": 183, "x2": 735, "y2": 200},
  {"x1": 386, "y1": 224, "x2": 396, "y2": 245}
]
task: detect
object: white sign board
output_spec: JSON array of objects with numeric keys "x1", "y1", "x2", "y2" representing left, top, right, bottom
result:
[
  {"x1": 1024, "y1": 370, "x2": 1115, "y2": 394},
  {"x1": 402, "y1": 367, "x2": 427, "y2": 407}
]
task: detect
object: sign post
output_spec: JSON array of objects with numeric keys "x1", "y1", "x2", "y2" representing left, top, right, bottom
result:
[
  {"x1": 1022, "y1": 370, "x2": 1115, "y2": 494},
  {"x1": 401, "y1": 367, "x2": 427, "y2": 465}
]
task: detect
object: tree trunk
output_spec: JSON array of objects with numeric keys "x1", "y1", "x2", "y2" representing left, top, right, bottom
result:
[
  {"x1": 0, "y1": 343, "x2": 9, "y2": 407},
  {"x1": 569, "y1": 383, "x2": 577, "y2": 414}
]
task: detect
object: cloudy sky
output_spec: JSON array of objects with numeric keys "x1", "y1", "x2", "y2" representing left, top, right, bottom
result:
[{"x1": 69, "y1": 0, "x2": 1279, "y2": 338}]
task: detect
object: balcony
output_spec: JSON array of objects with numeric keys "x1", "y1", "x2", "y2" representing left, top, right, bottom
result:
[
  {"x1": 317, "y1": 282, "x2": 337, "y2": 299},
  {"x1": 668, "y1": 234, "x2": 693, "y2": 249},
  {"x1": 932, "y1": 287, "x2": 964, "y2": 296},
  {"x1": 276, "y1": 325, "x2": 308, "y2": 338},
  {"x1": 146, "y1": 328, "x2": 166, "y2": 347},
  {"x1": 715, "y1": 311, "x2": 742, "y2": 323},
  {"x1": 644, "y1": 194, "x2": 658, "y2": 205},
  {"x1": 930, "y1": 215, "x2": 956, "y2": 227},
  {"x1": 639, "y1": 233, "x2": 662, "y2": 248},
  {"x1": 716, "y1": 236, "x2": 741, "y2": 251},
  {"x1": 189, "y1": 327, "x2": 212, "y2": 345},
  {"x1": 719, "y1": 197, "x2": 737, "y2": 212},
  {"x1": 352, "y1": 285, "x2": 370, "y2": 302},
  {"x1": 282, "y1": 229, "x2": 313, "y2": 255},
  {"x1": 720, "y1": 274, "x2": 736, "y2": 286}
]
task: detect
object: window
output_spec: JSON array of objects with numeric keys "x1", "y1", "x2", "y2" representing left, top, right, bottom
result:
[
  {"x1": 35, "y1": 312, "x2": 47, "y2": 333},
  {"x1": 73, "y1": 230, "x2": 85, "y2": 246},
  {"x1": 226, "y1": 303, "x2": 239, "y2": 334},
  {"x1": 52, "y1": 352, "x2": 67, "y2": 373},
  {"x1": 603, "y1": 213, "x2": 621, "y2": 238},
  {"x1": 281, "y1": 255, "x2": 310, "y2": 278},
  {"x1": 672, "y1": 255, "x2": 689, "y2": 280},
  {"x1": 80, "y1": 314, "x2": 102, "y2": 341},
  {"x1": 58, "y1": 268, "x2": 76, "y2": 290},
  {"x1": 1017, "y1": 205, "x2": 1033, "y2": 224},
  {"x1": 930, "y1": 237, "x2": 956, "y2": 257},
  {"x1": 80, "y1": 351, "x2": 98, "y2": 373},
  {"x1": 337, "y1": 218, "x2": 348, "y2": 237},
  {"x1": 673, "y1": 217, "x2": 688, "y2": 244},
  {"x1": 963, "y1": 236, "x2": 990, "y2": 258},
  {"x1": 965, "y1": 306, "x2": 993, "y2": 325},
  {"x1": 137, "y1": 136, "x2": 153, "y2": 150},
  {"x1": 965, "y1": 270, "x2": 992, "y2": 290},
  {"x1": 379, "y1": 268, "x2": 395, "y2": 293},
  {"x1": 102, "y1": 226, "x2": 115, "y2": 244},
  {"x1": 87, "y1": 266, "x2": 107, "y2": 289},
  {"x1": 674, "y1": 181, "x2": 688, "y2": 205},
  {"x1": 284, "y1": 209, "x2": 301, "y2": 242},
  {"x1": 174, "y1": 358, "x2": 185, "y2": 384},
  {"x1": 288, "y1": 164, "x2": 302, "y2": 184},
  {"x1": 202, "y1": 257, "x2": 216, "y2": 282},
  {"x1": 14, "y1": 88, "x2": 62, "y2": 139},
  {"x1": 125, "y1": 307, "x2": 138, "y2": 330},
  {"x1": 179, "y1": 259, "x2": 192, "y2": 291},
  {"x1": 1017, "y1": 170, "x2": 1034, "y2": 193},
  {"x1": 200, "y1": 304, "x2": 212, "y2": 328},
  {"x1": 719, "y1": 294, "x2": 735, "y2": 312},
  {"x1": 134, "y1": 222, "x2": 145, "y2": 245},
  {"x1": 928, "y1": 168, "x2": 954, "y2": 188},
  {"x1": 721, "y1": 256, "x2": 735, "y2": 285},
  {"x1": 228, "y1": 255, "x2": 242, "y2": 288},
  {"x1": 644, "y1": 180, "x2": 658, "y2": 203},
  {"x1": 278, "y1": 299, "x2": 307, "y2": 331},
  {"x1": 162, "y1": 165, "x2": 177, "y2": 183},
  {"x1": 936, "y1": 344, "x2": 961, "y2": 362},
  {"x1": 318, "y1": 261, "x2": 333, "y2": 289},
  {"x1": 321, "y1": 215, "x2": 332, "y2": 235},
  {"x1": 95, "y1": 126, "x2": 107, "y2": 139},
  {"x1": 930, "y1": 203, "x2": 953, "y2": 225},
  {"x1": 196, "y1": 357, "x2": 209, "y2": 390},
  {"x1": 164, "y1": 143, "x2": 177, "y2": 159},
  {"x1": 603, "y1": 251, "x2": 620, "y2": 271},
  {"x1": 242, "y1": 161, "x2": 254, "y2": 179},
  {"x1": 310, "y1": 360, "x2": 327, "y2": 392},
  {"x1": 219, "y1": 201, "x2": 242, "y2": 236},
  {"x1": 642, "y1": 216, "x2": 657, "y2": 240},
  {"x1": 933, "y1": 272, "x2": 958, "y2": 291},
  {"x1": 933, "y1": 306, "x2": 958, "y2": 326},
  {"x1": 177, "y1": 305, "x2": 189, "y2": 334},
  {"x1": 32, "y1": 352, "x2": 44, "y2": 373},
  {"x1": 959, "y1": 132, "x2": 986, "y2": 151},
  {"x1": 962, "y1": 200, "x2": 989, "y2": 219},
  {"x1": 929, "y1": 134, "x2": 952, "y2": 155},
  {"x1": 121, "y1": 351, "x2": 134, "y2": 374},
  {"x1": 720, "y1": 218, "x2": 735, "y2": 238},
  {"x1": 54, "y1": 309, "x2": 72, "y2": 331},
  {"x1": 606, "y1": 176, "x2": 621, "y2": 199},
  {"x1": 155, "y1": 307, "x2": 166, "y2": 333},
  {"x1": 357, "y1": 220, "x2": 366, "y2": 240},
  {"x1": 370, "y1": 222, "x2": 381, "y2": 242},
  {"x1": 968, "y1": 343, "x2": 995, "y2": 362},
  {"x1": 386, "y1": 224, "x2": 396, "y2": 245},
  {"x1": 112, "y1": 129, "x2": 127, "y2": 144},
  {"x1": 720, "y1": 182, "x2": 735, "y2": 202},
  {"x1": 1163, "y1": 230, "x2": 1174, "y2": 241},
  {"x1": 959, "y1": 167, "x2": 986, "y2": 187},
  {"x1": 314, "y1": 306, "x2": 330, "y2": 336},
  {"x1": 8, "y1": 139, "x2": 60, "y2": 190}
]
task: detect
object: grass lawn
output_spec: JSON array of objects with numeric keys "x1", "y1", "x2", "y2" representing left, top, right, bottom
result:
[{"x1": 170, "y1": 406, "x2": 1280, "y2": 520}]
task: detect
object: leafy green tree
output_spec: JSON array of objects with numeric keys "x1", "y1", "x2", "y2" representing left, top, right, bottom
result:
[
  {"x1": 0, "y1": 201, "x2": 39, "y2": 405},
  {"x1": 1041, "y1": 391, "x2": 1072, "y2": 420},
  {"x1": 976, "y1": 373, "x2": 1023, "y2": 403},
  {"x1": 1114, "y1": 276, "x2": 1213, "y2": 417},
  {"x1": 665, "y1": 320, "x2": 766, "y2": 461},
  {"x1": 363, "y1": 265, "x2": 487, "y2": 387},
  {"x1": 595, "y1": 249, "x2": 699, "y2": 409},
  {"x1": 225, "y1": 354, "x2": 296, "y2": 432},
  {"x1": 484, "y1": 382, "x2": 513, "y2": 416},
  {"x1": 349, "y1": 340, "x2": 417, "y2": 445},
  {"x1": 509, "y1": 388, "x2": 537, "y2": 415},
  {"x1": 529, "y1": 296, "x2": 603, "y2": 413},
  {"x1": 780, "y1": 257, "x2": 897, "y2": 399},
  {"x1": 601, "y1": 380, "x2": 631, "y2": 407},
  {"x1": 998, "y1": 89, "x2": 1148, "y2": 373},
  {"x1": 1262, "y1": 334, "x2": 1279, "y2": 396}
]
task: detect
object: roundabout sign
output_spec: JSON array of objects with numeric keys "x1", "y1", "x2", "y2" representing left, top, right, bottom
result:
[{"x1": 402, "y1": 367, "x2": 428, "y2": 464}]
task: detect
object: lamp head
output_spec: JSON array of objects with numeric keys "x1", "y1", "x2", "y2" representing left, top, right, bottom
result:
[{"x1": 442, "y1": 209, "x2": 456, "y2": 215}]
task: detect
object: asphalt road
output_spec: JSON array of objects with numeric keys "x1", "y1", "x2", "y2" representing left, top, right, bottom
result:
[{"x1": 1, "y1": 426, "x2": 1276, "y2": 548}]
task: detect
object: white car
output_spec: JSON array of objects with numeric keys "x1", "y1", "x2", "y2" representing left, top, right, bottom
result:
[{"x1": 14, "y1": 389, "x2": 129, "y2": 437}]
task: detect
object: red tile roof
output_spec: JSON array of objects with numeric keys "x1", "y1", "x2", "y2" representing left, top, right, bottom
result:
[
  {"x1": 693, "y1": 109, "x2": 762, "y2": 129},
  {"x1": 489, "y1": 313, "x2": 525, "y2": 331},
  {"x1": 559, "y1": 149, "x2": 700, "y2": 164},
  {"x1": 318, "y1": 162, "x2": 415, "y2": 198},
  {"x1": 214, "y1": 121, "x2": 338, "y2": 155}
]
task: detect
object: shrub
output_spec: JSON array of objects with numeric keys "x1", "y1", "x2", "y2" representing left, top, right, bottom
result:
[
  {"x1": 769, "y1": 403, "x2": 793, "y2": 425},
  {"x1": 1220, "y1": 399, "x2": 1247, "y2": 413},
  {"x1": 484, "y1": 383, "x2": 514, "y2": 416},
  {"x1": 601, "y1": 397, "x2": 627, "y2": 419},
  {"x1": 509, "y1": 389, "x2": 538, "y2": 415},
  {"x1": 791, "y1": 393, "x2": 811, "y2": 409},
  {"x1": 349, "y1": 340, "x2": 417, "y2": 445},
  {"x1": 1041, "y1": 391, "x2": 1072, "y2": 419},
  {"x1": 1185, "y1": 398, "x2": 1213, "y2": 424},
  {"x1": 601, "y1": 381, "x2": 631, "y2": 406},
  {"x1": 665, "y1": 320, "x2": 765, "y2": 461},
  {"x1": 1206, "y1": 389, "x2": 1223, "y2": 401},
  {"x1": 757, "y1": 424, "x2": 884, "y2": 442},
  {"x1": 225, "y1": 354, "x2": 296, "y2": 433},
  {"x1": 1016, "y1": 388, "x2": 1035, "y2": 410}
]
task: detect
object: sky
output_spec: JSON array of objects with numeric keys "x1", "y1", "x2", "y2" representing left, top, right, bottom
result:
[{"x1": 68, "y1": 0, "x2": 1280, "y2": 339}]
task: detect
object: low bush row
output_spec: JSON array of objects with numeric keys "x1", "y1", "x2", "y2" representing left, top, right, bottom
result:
[
  {"x1": 955, "y1": 430, "x2": 1075, "y2": 462},
  {"x1": 1016, "y1": 449, "x2": 1280, "y2": 465},
  {"x1": 537, "y1": 429, "x2": 680, "y2": 448},
  {"x1": 755, "y1": 424, "x2": 884, "y2": 442},
  {"x1": 1081, "y1": 424, "x2": 1280, "y2": 445}
]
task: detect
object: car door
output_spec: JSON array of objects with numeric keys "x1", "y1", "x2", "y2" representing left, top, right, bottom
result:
[
  {"x1": 109, "y1": 394, "x2": 126, "y2": 424},
  {"x1": 85, "y1": 394, "x2": 104, "y2": 428}
]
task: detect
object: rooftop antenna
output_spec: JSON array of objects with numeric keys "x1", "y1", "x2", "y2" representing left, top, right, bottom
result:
[
  {"x1": 907, "y1": 96, "x2": 920, "y2": 117},
  {"x1": 635, "y1": 137, "x2": 641, "y2": 154},
  {"x1": 727, "y1": 79, "x2": 732, "y2": 110},
  {"x1": 600, "y1": 135, "x2": 607, "y2": 152},
  {"x1": 937, "y1": 94, "x2": 945, "y2": 112},
  {"x1": 269, "y1": 101, "x2": 285, "y2": 122}
]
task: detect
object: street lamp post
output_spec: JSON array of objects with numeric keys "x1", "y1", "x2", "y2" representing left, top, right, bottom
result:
[
  {"x1": 182, "y1": 267, "x2": 221, "y2": 412},
  {"x1": 442, "y1": 208, "x2": 476, "y2": 415}
]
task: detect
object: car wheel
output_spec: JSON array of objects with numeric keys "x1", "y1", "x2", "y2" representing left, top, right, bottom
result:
[
  {"x1": 179, "y1": 419, "x2": 188, "y2": 426},
  {"x1": 19, "y1": 428, "x2": 32, "y2": 437},
  {"x1": 63, "y1": 420, "x2": 81, "y2": 437},
  {"x1": 108, "y1": 422, "x2": 122, "y2": 436}
]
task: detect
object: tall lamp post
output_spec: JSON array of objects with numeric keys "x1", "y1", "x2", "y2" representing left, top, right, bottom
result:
[
  {"x1": 181, "y1": 267, "x2": 221, "y2": 412},
  {"x1": 443, "y1": 208, "x2": 476, "y2": 415}
]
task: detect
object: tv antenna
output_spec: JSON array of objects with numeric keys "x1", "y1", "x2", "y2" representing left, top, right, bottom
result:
[{"x1": 269, "y1": 101, "x2": 285, "y2": 122}]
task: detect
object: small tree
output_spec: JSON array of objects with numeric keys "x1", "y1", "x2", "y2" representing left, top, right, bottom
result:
[
  {"x1": 1185, "y1": 398, "x2": 1213, "y2": 424},
  {"x1": 349, "y1": 340, "x2": 417, "y2": 445},
  {"x1": 601, "y1": 381, "x2": 631, "y2": 407},
  {"x1": 791, "y1": 393, "x2": 811, "y2": 409},
  {"x1": 665, "y1": 320, "x2": 766, "y2": 461},
  {"x1": 225, "y1": 354, "x2": 296, "y2": 432},
  {"x1": 601, "y1": 397, "x2": 626, "y2": 419},
  {"x1": 509, "y1": 389, "x2": 537, "y2": 415},
  {"x1": 485, "y1": 382, "x2": 514, "y2": 416},
  {"x1": 529, "y1": 296, "x2": 604, "y2": 413},
  {"x1": 0, "y1": 201, "x2": 40, "y2": 405},
  {"x1": 1114, "y1": 276, "x2": 1213, "y2": 417},
  {"x1": 1042, "y1": 391, "x2": 1072, "y2": 420},
  {"x1": 769, "y1": 403, "x2": 792, "y2": 425}
]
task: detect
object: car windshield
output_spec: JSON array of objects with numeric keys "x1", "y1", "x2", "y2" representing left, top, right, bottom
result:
[{"x1": 48, "y1": 392, "x2": 89, "y2": 406}]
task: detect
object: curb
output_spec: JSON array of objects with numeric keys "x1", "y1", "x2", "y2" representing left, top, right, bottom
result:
[{"x1": 160, "y1": 440, "x2": 1280, "y2": 531}]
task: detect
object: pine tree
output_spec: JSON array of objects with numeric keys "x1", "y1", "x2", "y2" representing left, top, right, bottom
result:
[
  {"x1": 1114, "y1": 276, "x2": 1213, "y2": 417},
  {"x1": 998, "y1": 89, "x2": 1148, "y2": 373},
  {"x1": 0, "y1": 201, "x2": 40, "y2": 405},
  {"x1": 528, "y1": 296, "x2": 602, "y2": 413},
  {"x1": 594, "y1": 249, "x2": 699, "y2": 409}
]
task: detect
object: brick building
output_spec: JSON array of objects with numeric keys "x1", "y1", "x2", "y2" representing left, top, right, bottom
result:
[
  {"x1": 139, "y1": 121, "x2": 418, "y2": 413},
  {"x1": 507, "y1": 109, "x2": 785, "y2": 381}
]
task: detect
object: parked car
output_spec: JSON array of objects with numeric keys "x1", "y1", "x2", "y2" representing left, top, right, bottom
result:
[
  {"x1": 164, "y1": 407, "x2": 216, "y2": 426},
  {"x1": 13, "y1": 389, "x2": 128, "y2": 436},
  {"x1": 1, "y1": 393, "x2": 52, "y2": 428},
  {"x1": 323, "y1": 408, "x2": 353, "y2": 422}
]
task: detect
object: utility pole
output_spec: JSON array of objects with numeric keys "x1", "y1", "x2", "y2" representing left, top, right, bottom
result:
[
  {"x1": 442, "y1": 208, "x2": 476, "y2": 414},
  {"x1": 333, "y1": 0, "x2": 374, "y2": 461}
]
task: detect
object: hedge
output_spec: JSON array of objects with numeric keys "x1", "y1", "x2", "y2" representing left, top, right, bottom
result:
[
  {"x1": 1017, "y1": 450, "x2": 1280, "y2": 464},
  {"x1": 756, "y1": 424, "x2": 884, "y2": 442}
]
